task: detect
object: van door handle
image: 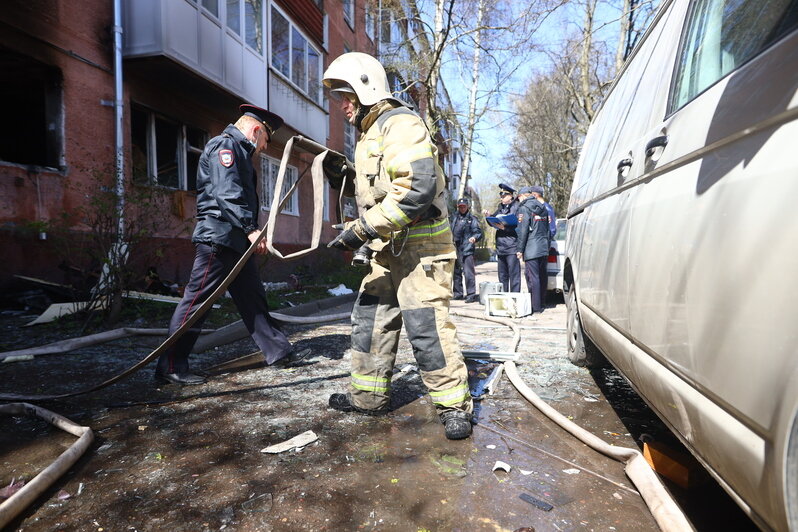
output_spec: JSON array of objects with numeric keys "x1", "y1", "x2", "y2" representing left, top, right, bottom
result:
[
  {"x1": 617, "y1": 158, "x2": 633, "y2": 172},
  {"x1": 645, "y1": 135, "x2": 668, "y2": 157}
]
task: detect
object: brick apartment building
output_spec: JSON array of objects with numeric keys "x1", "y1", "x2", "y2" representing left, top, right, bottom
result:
[{"x1": 0, "y1": 0, "x2": 464, "y2": 295}]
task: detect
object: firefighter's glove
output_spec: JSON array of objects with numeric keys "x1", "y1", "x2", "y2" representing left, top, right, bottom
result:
[
  {"x1": 322, "y1": 152, "x2": 352, "y2": 190},
  {"x1": 328, "y1": 218, "x2": 377, "y2": 251}
]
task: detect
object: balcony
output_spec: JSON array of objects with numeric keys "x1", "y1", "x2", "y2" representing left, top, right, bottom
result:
[{"x1": 122, "y1": 0, "x2": 267, "y2": 107}]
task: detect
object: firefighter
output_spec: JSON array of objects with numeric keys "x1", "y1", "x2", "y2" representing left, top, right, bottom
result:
[
  {"x1": 322, "y1": 52, "x2": 473, "y2": 440},
  {"x1": 450, "y1": 196, "x2": 482, "y2": 303}
]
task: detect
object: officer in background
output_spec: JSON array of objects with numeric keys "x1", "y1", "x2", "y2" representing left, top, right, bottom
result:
[
  {"x1": 450, "y1": 197, "x2": 482, "y2": 303},
  {"x1": 155, "y1": 104, "x2": 308, "y2": 386},
  {"x1": 516, "y1": 185, "x2": 551, "y2": 313},
  {"x1": 484, "y1": 183, "x2": 521, "y2": 292},
  {"x1": 323, "y1": 52, "x2": 474, "y2": 440}
]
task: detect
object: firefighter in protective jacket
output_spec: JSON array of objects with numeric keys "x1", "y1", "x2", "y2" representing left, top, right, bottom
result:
[{"x1": 323, "y1": 52, "x2": 473, "y2": 440}]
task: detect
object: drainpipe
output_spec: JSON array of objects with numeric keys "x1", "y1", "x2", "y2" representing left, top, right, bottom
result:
[{"x1": 113, "y1": 0, "x2": 125, "y2": 242}]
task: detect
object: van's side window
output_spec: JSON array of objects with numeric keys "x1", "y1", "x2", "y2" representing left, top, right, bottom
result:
[{"x1": 670, "y1": 0, "x2": 798, "y2": 112}]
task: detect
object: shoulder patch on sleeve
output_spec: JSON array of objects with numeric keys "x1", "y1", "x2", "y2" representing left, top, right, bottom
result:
[
  {"x1": 219, "y1": 149, "x2": 235, "y2": 168},
  {"x1": 518, "y1": 213, "x2": 524, "y2": 222}
]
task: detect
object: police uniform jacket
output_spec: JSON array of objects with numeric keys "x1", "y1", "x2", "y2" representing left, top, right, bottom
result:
[
  {"x1": 490, "y1": 199, "x2": 519, "y2": 256},
  {"x1": 450, "y1": 210, "x2": 482, "y2": 257},
  {"x1": 516, "y1": 197, "x2": 550, "y2": 260},
  {"x1": 192, "y1": 125, "x2": 260, "y2": 254},
  {"x1": 354, "y1": 100, "x2": 453, "y2": 254}
]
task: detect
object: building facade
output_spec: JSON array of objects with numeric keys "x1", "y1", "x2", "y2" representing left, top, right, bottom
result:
[{"x1": 0, "y1": 0, "x2": 461, "y2": 294}]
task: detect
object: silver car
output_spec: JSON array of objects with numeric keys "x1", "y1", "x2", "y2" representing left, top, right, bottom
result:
[{"x1": 564, "y1": 0, "x2": 798, "y2": 529}]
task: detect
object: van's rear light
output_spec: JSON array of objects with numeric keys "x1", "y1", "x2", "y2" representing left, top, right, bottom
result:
[{"x1": 548, "y1": 248, "x2": 558, "y2": 262}]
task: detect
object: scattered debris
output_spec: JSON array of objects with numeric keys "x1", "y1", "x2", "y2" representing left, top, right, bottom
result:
[
  {"x1": 327, "y1": 284, "x2": 353, "y2": 296},
  {"x1": 519, "y1": 492, "x2": 554, "y2": 511},
  {"x1": 261, "y1": 430, "x2": 318, "y2": 454},
  {"x1": 562, "y1": 468, "x2": 581, "y2": 475},
  {"x1": 241, "y1": 493, "x2": 273, "y2": 513},
  {"x1": 0, "y1": 479, "x2": 25, "y2": 501},
  {"x1": 492, "y1": 461, "x2": 512, "y2": 473},
  {"x1": 56, "y1": 490, "x2": 71, "y2": 500}
]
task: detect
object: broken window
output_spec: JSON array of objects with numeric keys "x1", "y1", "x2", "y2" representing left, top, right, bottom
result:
[
  {"x1": 0, "y1": 48, "x2": 63, "y2": 169},
  {"x1": 130, "y1": 105, "x2": 206, "y2": 191}
]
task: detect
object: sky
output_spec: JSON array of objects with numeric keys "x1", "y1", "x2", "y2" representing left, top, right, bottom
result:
[{"x1": 438, "y1": 1, "x2": 630, "y2": 197}]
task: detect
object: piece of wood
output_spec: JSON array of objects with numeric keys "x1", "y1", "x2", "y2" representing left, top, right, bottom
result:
[{"x1": 643, "y1": 441, "x2": 708, "y2": 489}]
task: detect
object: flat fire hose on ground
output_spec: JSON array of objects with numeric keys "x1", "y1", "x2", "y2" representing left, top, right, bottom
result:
[
  {"x1": 0, "y1": 136, "x2": 352, "y2": 403},
  {"x1": 451, "y1": 309, "x2": 692, "y2": 532},
  {"x1": 0, "y1": 403, "x2": 94, "y2": 529}
]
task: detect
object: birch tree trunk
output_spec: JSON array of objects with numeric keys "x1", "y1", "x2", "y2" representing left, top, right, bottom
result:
[{"x1": 457, "y1": 0, "x2": 486, "y2": 199}]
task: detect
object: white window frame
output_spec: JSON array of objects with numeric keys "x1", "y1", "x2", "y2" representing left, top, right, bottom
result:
[
  {"x1": 343, "y1": 0, "x2": 355, "y2": 29},
  {"x1": 261, "y1": 155, "x2": 299, "y2": 216},
  {"x1": 269, "y1": 4, "x2": 323, "y2": 104},
  {"x1": 364, "y1": 2, "x2": 375, "y2": 41}
]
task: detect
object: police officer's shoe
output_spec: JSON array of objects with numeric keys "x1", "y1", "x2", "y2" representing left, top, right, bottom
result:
[
  {"x1": 154, "y1": 371, "x2": 207, "y2": 386},
  {"x1": 464, "y1": 294, "x2": 480, "y2": 304},
  {"x1": 270, "y1": 347, "x2": 312, "y2": 368},
  {"x1": 453, "y1": 295, "x2": 464, "y2": 301},
  {"x1": 328, "y1": 393, "x2": 389, "y2": 416},
  {"x1": 440, "y1": 410, "x2": 473, "y2": 440}
]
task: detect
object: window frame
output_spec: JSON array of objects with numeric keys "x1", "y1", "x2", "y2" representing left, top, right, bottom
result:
[
  {"x1": 343, "y1": 0, "x2": 355, "y2": 29},
  {"x1": 260, "y1": 154, "x2": 300, "y2": 216},
  {"x1": 131, "y1": 105, "x2": 207, "y2": 192},
  {"x1": 667, "y1": 0, "x2": 798, "y2": 116},
  {"x1": 269, "y1": 4, "x2": 324, "y2": 104}
]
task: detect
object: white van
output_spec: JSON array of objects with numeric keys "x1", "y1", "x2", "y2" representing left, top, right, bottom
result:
[{"x1": 564, "y1": 0, "x2": 798, "y2": 529}]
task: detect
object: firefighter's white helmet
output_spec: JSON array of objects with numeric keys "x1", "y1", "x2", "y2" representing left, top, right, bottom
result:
[{"x1": 323, "y1": 52, "x2": 395, "y2": 107}]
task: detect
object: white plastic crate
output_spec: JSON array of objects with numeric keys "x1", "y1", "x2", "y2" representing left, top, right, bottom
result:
[{"x1": 485, "y1": 292, "x2": 532, "y2": 318}]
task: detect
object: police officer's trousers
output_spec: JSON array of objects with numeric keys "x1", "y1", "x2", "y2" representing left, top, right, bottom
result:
[
  {"x1": 348, "y1": 232, "x2": 473, "y2": 415},
  {"x1": 453, "y1": 253, "x2": 476, "y2": 298},
  {"x1": 497, "y1": 253, "x2": 521, "y2": 292},
  {"x1": 157, "y1": 243, "x2": 292, "y2": 375}
]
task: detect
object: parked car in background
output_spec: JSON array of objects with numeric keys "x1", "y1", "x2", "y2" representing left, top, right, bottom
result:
[
  {"x1": 563, "y1": 0, "x2": 798, "y2": 529},
  {"x1": 547, "y1": 218, "x2": 566, "y2": 293}
]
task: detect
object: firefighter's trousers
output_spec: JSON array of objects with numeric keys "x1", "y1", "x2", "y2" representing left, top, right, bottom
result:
[{"x1": 348, "y1": 224, "x2": 473, "y2": 415}]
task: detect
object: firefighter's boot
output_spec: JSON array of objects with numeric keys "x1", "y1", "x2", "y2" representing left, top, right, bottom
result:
[
  {"x1": 328, "y1": 393, "x2": 389, "y2": 416},
  {"x1": 441, "y1": 410, "x2": 472, "y2": 440}
]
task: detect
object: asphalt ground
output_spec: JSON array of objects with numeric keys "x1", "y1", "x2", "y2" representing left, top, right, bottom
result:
[{"x1": 0, "y1": 259, "x2": 757, "y2": 531}]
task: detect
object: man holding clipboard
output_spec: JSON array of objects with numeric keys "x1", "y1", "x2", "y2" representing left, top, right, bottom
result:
[{"x1": 483, "y1": 183, "x2": 521, "y2": 292}]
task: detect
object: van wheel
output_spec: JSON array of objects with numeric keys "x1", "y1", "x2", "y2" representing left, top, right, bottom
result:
[{"x1": 566, "y1": 285, "x2": 606, "y2": 368}]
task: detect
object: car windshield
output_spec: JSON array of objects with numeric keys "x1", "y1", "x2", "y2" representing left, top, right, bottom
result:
[{"x1": 555, "y1": 219, "x2": 567, "y2": 240}]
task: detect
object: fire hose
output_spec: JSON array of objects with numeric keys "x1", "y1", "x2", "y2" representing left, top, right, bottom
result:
[{"x1": 451, "y1": 309, "x2": 692, "y2": 532}]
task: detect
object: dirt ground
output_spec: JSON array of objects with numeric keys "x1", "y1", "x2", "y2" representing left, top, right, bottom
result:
[{"x1": 0, "y1": 261, "x2": 757, "y2": 531}]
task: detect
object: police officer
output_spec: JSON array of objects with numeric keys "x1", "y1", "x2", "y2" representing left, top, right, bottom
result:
[
  {"x1": 155, "y1": 104, "x2": 308, "y2": 385},
  {"x1": 484, "y1": 183, "x2": 521, "y2": 292},
  {"x1": 516, "y1": 185, "x2": 551, "y2": 313},
  {"x1": 323, "y1": 52, "x2": 473, "y2": 440},
  {"x1": 450, "y1": 197, "x2": 482, "y2": 303}
]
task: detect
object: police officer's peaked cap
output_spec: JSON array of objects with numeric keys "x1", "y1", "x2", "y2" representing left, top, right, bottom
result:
[
  {"x1": 457, "y1": 197, "x2": 470, "y2": 206},
  {"x1": 498, "y1": 183, "x2": 515, "y2": 194},
  {"x1": 239, "y1": 104, "x2": 284, "y2": 137}
]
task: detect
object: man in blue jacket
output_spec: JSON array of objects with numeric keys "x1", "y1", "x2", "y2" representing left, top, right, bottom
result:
[
  {"x1": 155, "y1": 104, "x2": 307, "y2": 386},
  {"x1": 451, "y1": 197, "x2": 483, "y2": 303},
  {"x1": 515, "y1": 185, "x2": 551, "y2": 313}
]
